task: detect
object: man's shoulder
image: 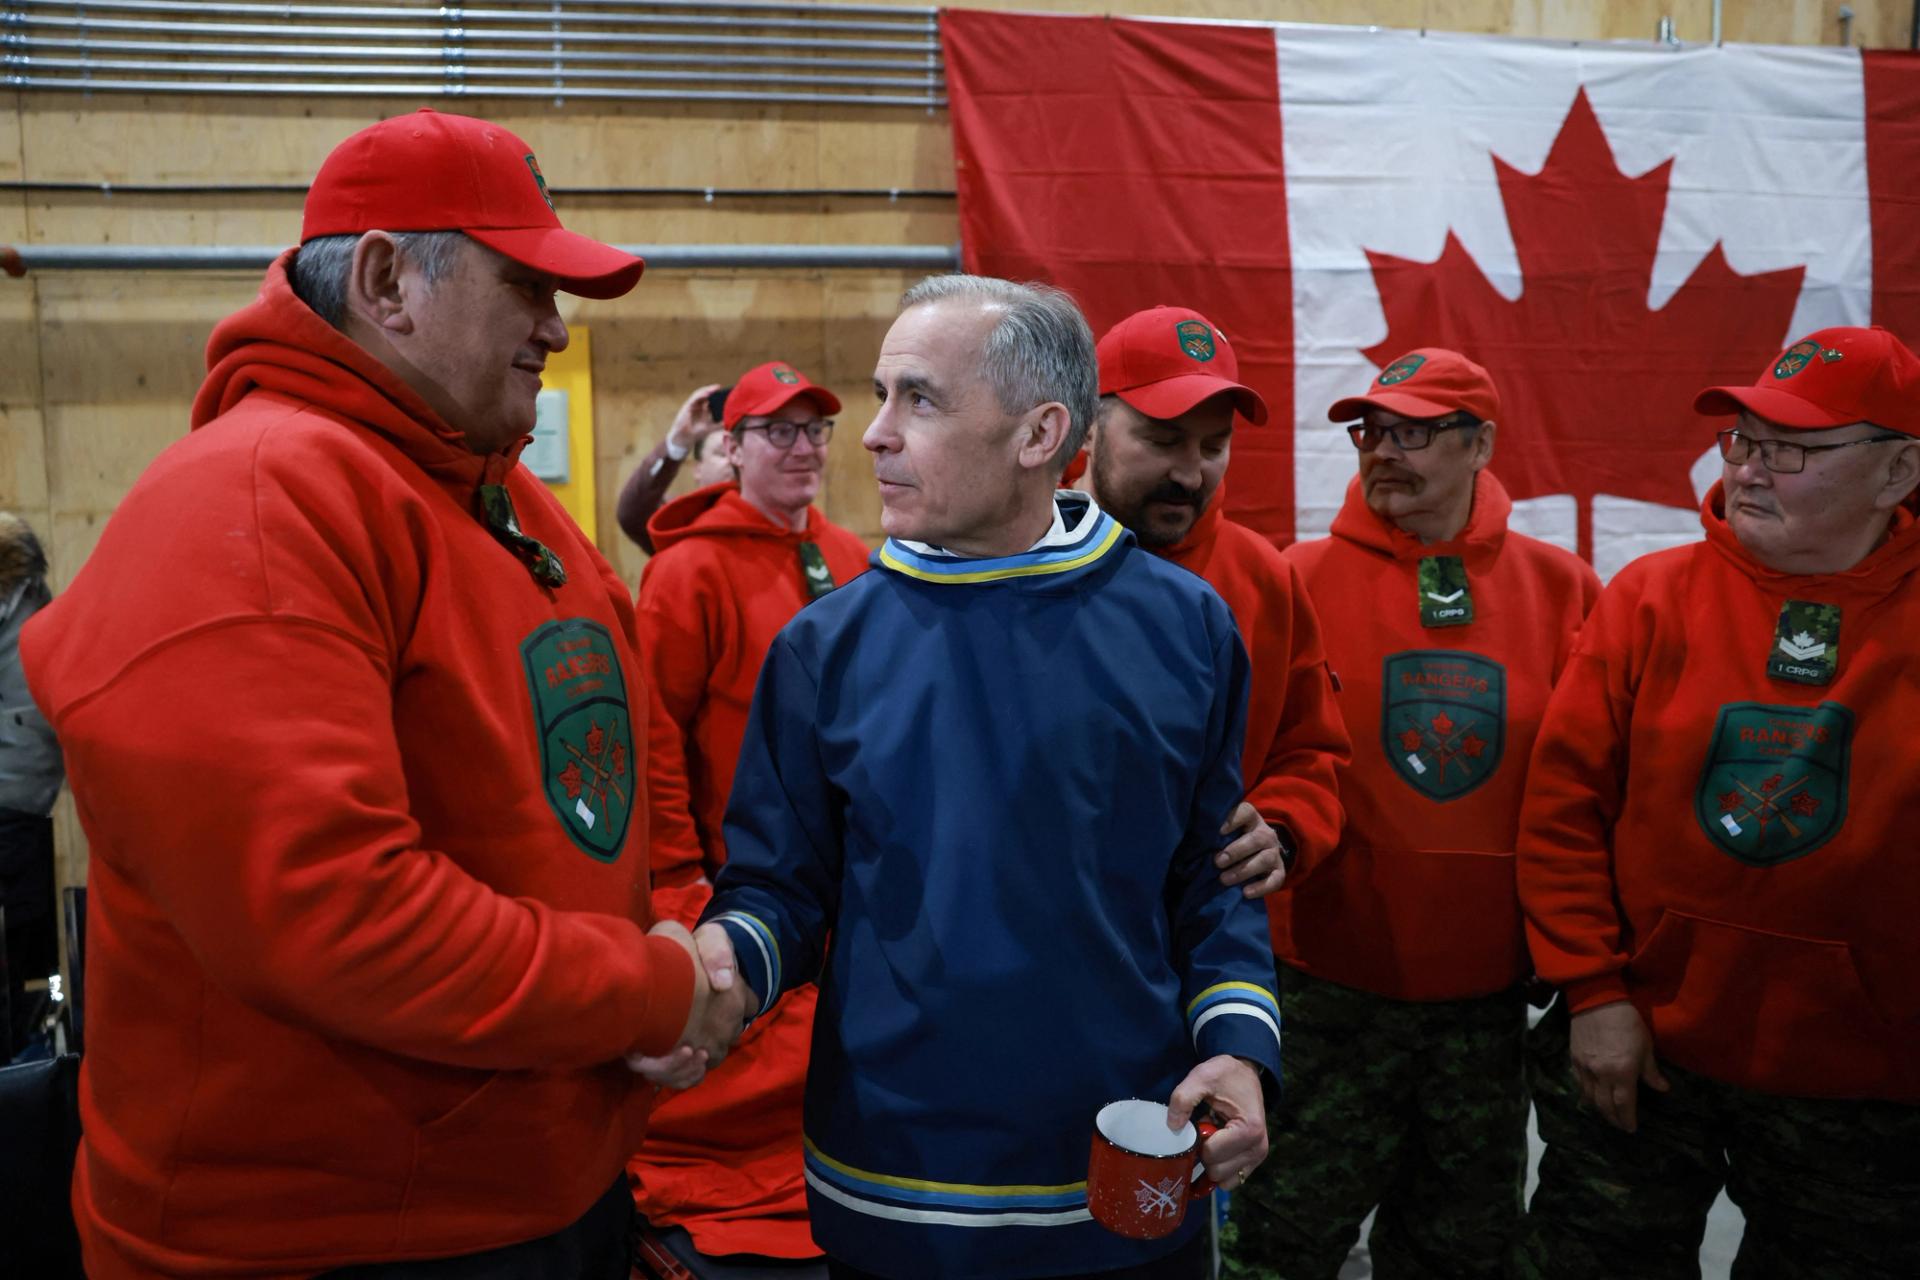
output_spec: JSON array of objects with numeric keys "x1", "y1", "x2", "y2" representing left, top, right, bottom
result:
[
  {"x1": 1501, "y1": 527, "x2": 1603, "y2": 591},
  {"x1": 1112, "y1": 541, "x2": 1238, "y2": 639}
]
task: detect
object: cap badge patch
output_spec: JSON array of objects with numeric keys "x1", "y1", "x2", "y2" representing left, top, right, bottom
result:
[
  {"x1": 1773, "y1": 340, "x2": 1844, "y2": 380},
  {"x1": 773, "y1": 366, "x2": 801, "y2": 384},
  {"x1": 523, "y1": 154, "x2": 555, "y2": 213},
  {"x1": 1378, "y1": 353, "x2": 1427, "y2": 385},
  {"x1": 1175, "y1": 320, "x2": 1216, "y2": 363}
]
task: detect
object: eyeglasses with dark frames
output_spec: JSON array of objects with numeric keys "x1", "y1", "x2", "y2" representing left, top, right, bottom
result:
[
  {"x1": 1715, "y1": 428, "x2": 1906, "y2": 475},
  {"x1": 1347, "y1": 417, "x2": 1482, "y2": 452},
  {"x1": 738, "y1": 419, "x2": 835, "y2": 449}
]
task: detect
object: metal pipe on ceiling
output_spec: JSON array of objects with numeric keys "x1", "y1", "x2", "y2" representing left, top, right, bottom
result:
[
  {"x1": 14, "y1": 36, "x2": 940, "y2": 70},
  {"x1": 4, "y1": 2, "x2": 948, "y2": 108},
  {"x1": 1, "y1": 243, "x2": 963, "y2": 274},
  {"x1": 6, "y1": 74, "x2": 944, "y2": 105},
  {"x1": 5, "y1": 0, "x2": 934, "y2": 36},
  {"x1": 9, "y1": 16, "x2": 937, "y2": 52},
  {"x1": 12, "y1": 55, "x2": 931, "y2": 88}
]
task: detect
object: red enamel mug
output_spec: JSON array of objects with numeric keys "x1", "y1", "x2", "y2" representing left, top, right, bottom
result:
[{"x1": 1086, "y1": 1099, "x2": 1219, "y2": 1239}]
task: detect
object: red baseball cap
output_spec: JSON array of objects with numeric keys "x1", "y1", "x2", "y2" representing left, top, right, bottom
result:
[
  {"x1": 1693, "y1": 326, "x2": 1920, "y2": 436},
  {"x1": 1328, "y1": 348, "x2": 1501, "y2": 423},
  {"x1": 722, "y1": 361, "x2": 841, "y2": 431},
  {"x1": 301, "y1": 108, "x2": 644, "y2": 300},
  {"x1": 1096, "y1": 307, "x2": 1268, "y2": 426}
]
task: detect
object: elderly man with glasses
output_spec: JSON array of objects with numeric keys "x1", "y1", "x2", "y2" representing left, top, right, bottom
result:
[
  {"x1": 1514, "y1": 325, "x2": 1920, "y2": 1278},
  {"x1": 628, "y1": 359, "x2": 869, "y2": 1264},
  {"x1": 1225, "y1": 349, "x2": 1599, "y2": 1279}
]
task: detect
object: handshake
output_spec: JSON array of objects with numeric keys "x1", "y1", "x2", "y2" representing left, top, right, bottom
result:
[{"x1": 627, "y1": 921, "x2": 754, "y2": 1090}]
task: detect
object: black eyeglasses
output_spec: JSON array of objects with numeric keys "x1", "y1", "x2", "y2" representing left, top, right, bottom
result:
[
  {"x1": 738, "y1": 419, "x2": 834, "y2": 449},
  {"x1": 1715, "y1": 429, "x2": 1906, "y2": 475},
  {"x1": 1347, "y1": 417, "x2": 1481, "y2": 452}
]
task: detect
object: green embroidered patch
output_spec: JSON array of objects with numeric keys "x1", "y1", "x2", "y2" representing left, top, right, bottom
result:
[
  {"x1": 1418, "y1": 555, "x2": 1473, "y2": 628},
  {"x1": 1378, "y1": 353, "x2": 1427, "y2": 385},
  {"x1": 1380, "y1": 650, "x2": 1506, "y2": 801},
  {"x1": 1175, "y1": 320, "x2": 1216, "y2": 362},
  {"x1": 773, "y1": 366, "x2": 801, "y2": 384},
  {"x1": 521, "y1": 619, "x2": 635, "y2": 861},
  {"x1": 524, "y1": 154, "x2": 555, "y2": 213},
  {"x1": 798, "y1": 540, "x2": 836, "y2": 601},
  {"x1": 1695, "y1": 701, "x2": 1852, "y2": 867},
  {"x1": 1766, "y1": 600, "x2": 1840, "y2": 686}
]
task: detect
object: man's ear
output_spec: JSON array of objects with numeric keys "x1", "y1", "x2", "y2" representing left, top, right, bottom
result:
[
  {"x1": 1469, "y1": 419, "x2": 1498, "y2": 471},
  {"x1": 1016, "y1": 402, "x2": 1073, "y2": 472},
  {"x1": 348, "y1": 231, "x2": 412, "y2": 336},
  {"x1": 1874, "y1": 438, "x2": 1920, "y2": 511}
]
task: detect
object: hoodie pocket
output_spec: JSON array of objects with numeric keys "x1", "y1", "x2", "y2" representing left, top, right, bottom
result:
[
  {"x1": 1629, "y1": 909, "x2": 1916, "y2": 1099},
  {"x1": 1283, "y1": 845, "x2": 1526, "y2": 1000}
]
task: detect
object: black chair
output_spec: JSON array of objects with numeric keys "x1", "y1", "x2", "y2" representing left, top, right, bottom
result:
[
  {"x1": 62, "y1": 885, "x2": 86, "y2": 1057},
  {"x1": 0, "y1": 1050, "x2": 84, "y2": 1278}
]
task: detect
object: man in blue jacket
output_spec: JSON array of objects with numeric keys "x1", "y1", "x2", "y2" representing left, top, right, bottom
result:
[{"x1": 692, "y1": 275, "x2": 1281, "y2": 1280}]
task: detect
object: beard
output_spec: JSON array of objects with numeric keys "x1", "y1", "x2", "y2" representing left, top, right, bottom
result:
[{"x1": 1093, "y1": 449, "x2": 1207, "y2": 549}]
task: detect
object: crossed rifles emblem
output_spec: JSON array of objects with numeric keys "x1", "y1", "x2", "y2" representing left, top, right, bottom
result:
[
  {"x1": 1134, "y1": 1175, "x2": 1184, "y2": 1221},
  {"x1": 1397, "y1": 710, "x2": 1488, "y2": 784},
  {"x1": 1716, "y1": 770, "x2": 1820, "y2": 840},
  {"x1": 555, "y1": 718, "x2": 629, "y2": 829}
]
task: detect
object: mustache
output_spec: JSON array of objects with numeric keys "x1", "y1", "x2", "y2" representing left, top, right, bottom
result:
[{"x1": 1145, "y1": 482, "x2": 1201, "y2": 507}]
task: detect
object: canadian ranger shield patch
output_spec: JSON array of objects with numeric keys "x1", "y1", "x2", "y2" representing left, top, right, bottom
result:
[
  {"x1": 522, "y1": 618, "x2": 635, "y2": 861},
  {"x1": 1695, "y1": 701, "x2": 1852, "y2": 867},
  {"x1": 1381, "y1": 650, "x2": 1506, "y2": 801}
]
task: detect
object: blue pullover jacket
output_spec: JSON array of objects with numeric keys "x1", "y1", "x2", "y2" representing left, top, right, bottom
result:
[{"x1": 704, "y1": 493, "x2": 1282, "y2": 1278}]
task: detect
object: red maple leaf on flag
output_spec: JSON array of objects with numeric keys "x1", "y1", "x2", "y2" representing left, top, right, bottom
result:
[
  {"x1": 1719, "y1": 790, "x2": 1741, "y2": 813},
  {"x1": 1460, "y1": 731, "x2": 1485, "y2": 759},
  {"x1": 1399, "y1": 727, "x2": 1424, "y2": 752},
  {"x1": 1363, "y1": 89, "x2": 1805, "y2": 562},
  {"x1": 1790, "y1": 792, "x2": 1820, "y2": 817},
  {"x1": 611, "y1": 742, "x2": 627, "y2": 775},
  {"x1": 1431, "y1": 712, "x2": 1455, "y2": 738},
  {"x1": 1761, "y1": 773, "x2": 1784, "y2": 794},
  {"x1": 557, "y1": 760, "x2": 584, "y2": 799},
  {"x1": 586, "y1": 720, "x2": 605, "y2": 757}
]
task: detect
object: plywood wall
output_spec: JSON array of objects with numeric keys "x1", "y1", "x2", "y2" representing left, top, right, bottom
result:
[{"x1": 1, "y1": 0, "x2": 1913, "y2": 892}]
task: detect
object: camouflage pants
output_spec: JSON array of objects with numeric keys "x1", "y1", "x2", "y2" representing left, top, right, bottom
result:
[
  {"x1": 1514, "y1": 1000, "x2": 1920, "y2": 1280},
  {"x1": 1220, "y1": 965, "x2": 1527, "y2": 1280}
]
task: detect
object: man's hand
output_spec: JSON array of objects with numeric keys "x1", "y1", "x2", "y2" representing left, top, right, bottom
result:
[
  {"x1": 1167, "y1": 1055, "x2": 1268, "y2": 1191},
  {"x1": 628, "y1": 921, "x2": 713, "y2": 1086},
  {"x1": 1569, "y1": 1000, "x2": 1668, "y2": 1133},
  {"x1": 1216, "y1": 802, "x2": 1286, "y2": 898},
  {"x1": 667, "y1": 383, "x2": 727, "y2": 454}
]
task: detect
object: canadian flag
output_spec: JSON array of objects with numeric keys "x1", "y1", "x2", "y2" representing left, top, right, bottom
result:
[{"x1": 942, "y1": 13, "x2": 1920, "y2": 577}]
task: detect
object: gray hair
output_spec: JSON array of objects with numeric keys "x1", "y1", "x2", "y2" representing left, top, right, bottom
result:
[
  {"x1": 288, "y1": 230, "x2": 469, "y2": 328},
  {"x1": 899, "y1": 274, "x2": 1097, "y2": 471}
]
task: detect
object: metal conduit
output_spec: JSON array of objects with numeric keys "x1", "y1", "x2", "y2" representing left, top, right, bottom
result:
[
  {"x1": 18, "y1": 37, "x2": 936, "y2": 69},
  {"x1": 8, "y1": 0, "x2": 932, "y2": 36},
  {"x1": 16, "y1": 56, "x2": 931, "y2": 87},
  {"x1": 3, "y1": 1, "x2": 948, "y2": 105},
  {"x1": 10, "y1": 16, "x2": 934, "y2": 53},
  {"x1": 1, "y1": 243, "x2": 963, "y2": 274}
]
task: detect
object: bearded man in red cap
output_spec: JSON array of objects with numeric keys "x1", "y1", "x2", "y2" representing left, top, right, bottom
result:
[
  {"x1": 1087, "y1": 305, "x2": 1348, "y2": 910},
  {"x1": 1514, "y1": 328, "x2": 1920, "y2": 1278},
  {"x1": 20, "y1": 109, "x2": 742, "y2": 1280},
  {"x1": 1222, "y1": 349, "x2": 1599, "y2": 1279},
  {"x1": 626, "y1": 359, "x2": 869, "y2": 1263}
]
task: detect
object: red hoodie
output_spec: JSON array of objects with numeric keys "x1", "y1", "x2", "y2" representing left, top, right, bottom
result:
[
  {"x1": 1520, "y1": 486, "x2": 1920, "y2": 1101},
  {"x1": 1152, "y1": 492, "x2": 1348, "y2": 951},
  {"x1": 1280, "y1": 472, "x2": 1600, "y2": 1000},
  {"x1": 21, "y1": 254, "x2": 695, "y2": 1280},
  {"x1": 629, "y1": 483, "x2": 868, "y2": 1257}
]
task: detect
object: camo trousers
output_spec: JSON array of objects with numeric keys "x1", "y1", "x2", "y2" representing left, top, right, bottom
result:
[
  {"x1": 1514, "y1": 999, "x2": 1920, "y2": 1280},
  {"x1": 1220, "y1": 965, "x2": 1527, "y2": 1280}
]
